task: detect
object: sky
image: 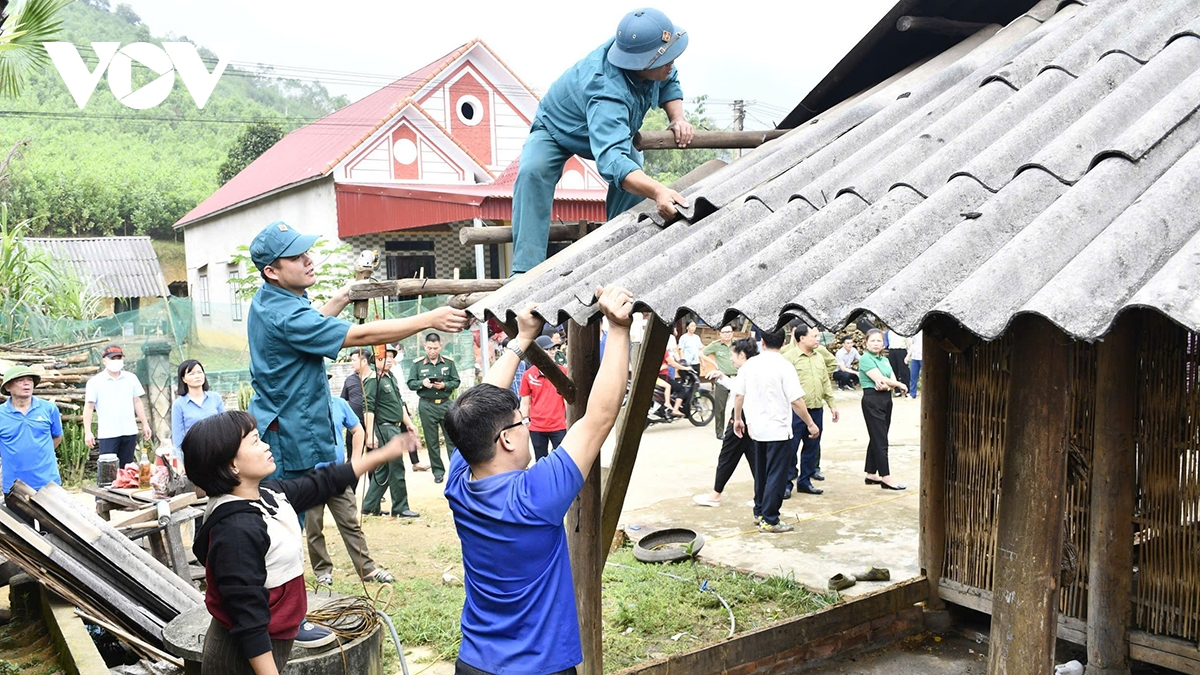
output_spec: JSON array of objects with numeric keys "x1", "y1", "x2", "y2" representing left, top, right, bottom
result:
[{"x1": 123, "y1": 0, "x2": 897, "y2": 129}]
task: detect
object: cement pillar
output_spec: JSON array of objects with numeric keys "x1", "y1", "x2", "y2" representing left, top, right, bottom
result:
[{"x1": 142, "y1": 338, "x2": 174, "y2": 445}]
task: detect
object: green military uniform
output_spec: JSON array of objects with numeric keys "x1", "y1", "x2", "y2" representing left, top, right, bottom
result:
[
  {"x1": 361, "y1": 371, "x2": 411, "y2": 515},
  {"x1": 408, "y1": 356, "x2": 460, "y2": 479},
  {"x1": 701, "y1": 340, "x2": 738, "y2": 439}
]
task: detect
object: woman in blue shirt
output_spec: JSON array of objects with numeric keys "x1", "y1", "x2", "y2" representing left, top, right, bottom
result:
[{"x1": 172, "y1": 360, "x2": 225, "y2": 463}]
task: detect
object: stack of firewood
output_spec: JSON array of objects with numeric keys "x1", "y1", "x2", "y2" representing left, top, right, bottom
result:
[{"x1": 0, "y1": 338, "x2": 108, "y2": 414}]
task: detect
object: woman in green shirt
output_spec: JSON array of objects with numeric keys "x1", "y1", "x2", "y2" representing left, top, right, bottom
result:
[{"x1": 858, "y1": 329, "x2": 909, "y2": 490}]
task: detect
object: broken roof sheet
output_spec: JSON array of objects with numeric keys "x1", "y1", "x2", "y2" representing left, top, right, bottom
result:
[
  {"x1": 26, "y1": 236, "x2": 166, "y2": 299},
  {"x1": 474, "y1": 0, "x2": 1200, "y2": 341}
]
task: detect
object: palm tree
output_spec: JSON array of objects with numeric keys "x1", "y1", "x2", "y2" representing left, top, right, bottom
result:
[{"x1": 0, "y1": 0, "x2": 73, "y2": 99}]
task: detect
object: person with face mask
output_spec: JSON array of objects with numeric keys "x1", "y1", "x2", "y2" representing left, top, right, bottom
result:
[{"x1": 82, "y1": 345, "x2": 151, "y2": 469}]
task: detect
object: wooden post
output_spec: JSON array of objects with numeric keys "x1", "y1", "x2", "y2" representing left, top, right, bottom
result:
[
  {"x1": 919, "y1": 323, "x2": 950, "y2": 610},
  {"x1": 566, "y1": 319, "x2": 602, "y2": 675},
  {"x1": 988, "y1": 315, "x2": 1073, "y2": 674},
  {"x1": 600, "y1": 316, "x2": 671, "y2": 555},
  {"x1": 1086, "y1": 314, "x2": 1138, "y2": 675}
]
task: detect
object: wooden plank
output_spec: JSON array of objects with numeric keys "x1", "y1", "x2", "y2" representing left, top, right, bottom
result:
[
  {"x1": 896, "y1": 15, "x2": 993, "y2": 36},
  {"x1": 622, "y1": 579, "x2": 928, "y2": 674},
  {"x1": 1088, "y1": 313, "x2": 1138, "y2": 674},
  {"x1": 32, "y1": 483, "x2": 202, "y2": 606},
  {"x1": 448, "y1": 292, "x2": 491, "y2": 310},
  {"x1": 113, "y1": 493, "x2": 197, "y2": 527},
  {"x1": 988, "y1": 315, "x2": 1072, "y2": 675},
  {"x1": 919, "y1": 321, "x2": 950, "y2": 610},
  {"x1": 938, "y1": 579, "x2": 1087, "y2": 645},
  {"x1": 632, "y1": 129, "x2": 786, "y2": 150},
  {"x1": 82, "y1": 486, "x2": 141, "y2": 510},
  {"x1": 459, "y1": 222, "x2": 587, "y2": 246},
  {"x1": 600, "y1": 316, "x2": 671, "y2": 557},
  {"x1": 498, "y1": 321, "x2": 576, "y2": 404},
  {"x1": 1129, "y1": 631, "x2": 1200, "y2": 672},
  {"x1": 566, "y1": 320, "x2": 602, "y2": 675},
  {"x1": 347, "y1": 278, "x2": 504, "y2": 301}
]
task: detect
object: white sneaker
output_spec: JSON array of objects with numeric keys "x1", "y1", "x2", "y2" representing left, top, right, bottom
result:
[
  {"x1": 692, "y1": 494, "x2": 721, "y2": 507},
  {"x1": 745, "y1": 499, "x2": 756, "y2": 508}
]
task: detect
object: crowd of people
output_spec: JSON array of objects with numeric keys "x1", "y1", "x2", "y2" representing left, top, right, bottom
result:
[{"x1": 688, "y1": 320, "x2": 922, "y2": 531}]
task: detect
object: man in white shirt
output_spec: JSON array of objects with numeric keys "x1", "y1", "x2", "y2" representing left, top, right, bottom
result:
[
  {"x1": 833, "y1": 336, "x2": 860, "y2": 390},
  {"x1": 82, "y1": 344, "x2": 151, "y2": 468},
  {"x1": 678, "y1": 321, "x2": 702, "y2": 367},
  {"x1": 732, "y1": 330, "x2": 819, "y2": 533}
]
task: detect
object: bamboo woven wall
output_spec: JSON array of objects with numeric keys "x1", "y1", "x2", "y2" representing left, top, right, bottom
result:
[
  {"x1": 941, "y1": 336, "x2": 1010, "y2": 592},
  {"x1": 1133, "y1": 313, "x2": 1200, "y2": 643},
  {"x1": 1060, "y1": 342, "x2": 1095, "y2": 621},
  {"x1": 940, "y1": 335, "x2": 1095, "y2": 619}
]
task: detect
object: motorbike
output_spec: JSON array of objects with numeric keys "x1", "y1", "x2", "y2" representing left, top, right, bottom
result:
[{"x1": 646, "y1": 368, "x2": 715, "y2": 428}]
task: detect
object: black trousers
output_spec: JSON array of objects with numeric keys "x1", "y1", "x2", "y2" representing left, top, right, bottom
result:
[
  {"x1": 713, "y1": 422, "x2": 755, "y2": 493},
  {"x1": 530, "y1": 429, "x2": 566, "y2": 461},
  {"x1": 752, "y1": 439, "x2": 792, "y2": 525},
  {"x1": 833, "y1": 370, "x2": 857, "y2": 388},
  {"x1": 862, "y1": 389, "x2": 893, "y2": 476},
  {"x1": 887, "y1": 349, "x2": 910, "y2": 392},
  {"x1": 98, "y1": 434, "x2": 138, "y2": 467}
]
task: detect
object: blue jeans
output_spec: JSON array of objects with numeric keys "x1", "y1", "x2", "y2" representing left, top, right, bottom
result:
[
  {"x1": 511, "y1": 123, "x2": 644, "y2": 274},
  {"x1": 909, "y1": 359, "x2": 922, "y2": 397},
  {"x1": 530, "y1": 429, "x2": 566, "y2": 461},
  {"x1": 788, "y1": 408, "x2": 824, "y2": 489}
]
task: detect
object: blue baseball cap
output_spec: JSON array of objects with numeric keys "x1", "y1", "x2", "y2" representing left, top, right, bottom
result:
[{"x1": 249, "y1": 221, "x2": 320, "y2": 271}]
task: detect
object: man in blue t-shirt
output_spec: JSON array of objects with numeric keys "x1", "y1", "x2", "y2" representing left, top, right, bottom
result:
[
  {"x1": 443, "y1": 287, "x2": 634, "y2": 675},
  {"x1": 0, "y1": 366, "x2": 63, "y2": 509}
]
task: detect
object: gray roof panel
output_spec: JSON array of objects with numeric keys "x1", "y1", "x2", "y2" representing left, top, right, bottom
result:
[
  {"x1": 474, "y1": 0, "x2": 1200, "y2": 342},
  {"x1": 25, "y1": 236, "x2": 166, "y2": 299}
]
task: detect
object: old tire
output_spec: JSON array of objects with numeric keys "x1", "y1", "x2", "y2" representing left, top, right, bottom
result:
[{"x1": 632, "y1": 527, "x2": 705, "y2": 564}]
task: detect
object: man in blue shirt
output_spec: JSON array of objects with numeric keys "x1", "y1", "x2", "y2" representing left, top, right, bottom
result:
[
  {"x1": 442, "y1": 286, "x2": 633, "y2": 675},
  {"x1": 0, "y1": 366, "x2": 63, "y2": 503},
  {"x1": 510, "y1": 8, "x2": 694, "y2": 275},
  {"x1": 306, "y1": 394, "x2": 395, "y2": 586},
  {"x1": 246, "y1": 221, "x2": 469, "y2": 480}
]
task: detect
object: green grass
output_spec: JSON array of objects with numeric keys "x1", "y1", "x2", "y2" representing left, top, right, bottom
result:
[
  {"x1": 317, "y1": 545, "x2": 839, "y2": 672},
  {"x1": 602, "y1": 548, "x2": 839, "y2": 670},
  {"x1": 0, "y1": 619, "x2": 62, "y2": 675},
  {"x1": 150, "y1": 239, "x2": 187, "y2": 284}
]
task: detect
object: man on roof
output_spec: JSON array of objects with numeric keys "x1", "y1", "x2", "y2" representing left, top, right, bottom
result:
[{"x1": 510, "y1": 7, "x2": 694, "y2": 276}]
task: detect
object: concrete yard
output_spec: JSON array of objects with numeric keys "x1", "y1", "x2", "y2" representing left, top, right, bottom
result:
[{"x1": 604, "y1": 387, "x2": 922, "y2": 597}]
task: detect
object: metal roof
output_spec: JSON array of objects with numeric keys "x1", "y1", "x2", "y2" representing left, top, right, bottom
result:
[
  {"x1": 474, "y1": 0, "x2": 1200, "y2": 342},
  {"x1": 26, "y1": 237, "x2": 166, "y2": 299}
]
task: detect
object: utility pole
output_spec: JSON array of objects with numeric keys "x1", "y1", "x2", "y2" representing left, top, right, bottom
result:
[{"x1": 731, "y1": 99, "x2": 745, "y2": 160}]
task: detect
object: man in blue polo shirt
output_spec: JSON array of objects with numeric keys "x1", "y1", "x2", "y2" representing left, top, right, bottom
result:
[
  {"x1": 0, "y1": 366, "x2": 63, "y2": 503},
  {"x1": 442, "y1": 286, "x2": 633, "y2": 675},
  {"x1": 246, "y1": 221, "x2": 469, "y2": 480}
]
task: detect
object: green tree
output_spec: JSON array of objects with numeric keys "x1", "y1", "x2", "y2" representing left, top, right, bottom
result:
[
  {"x1": 218, "y1": 119, "x2": 285, "y2": 185},
  {"x1": 0, "y1": 0, "x2": 72, "y2": 98},
  {"x1": 642, "y1": 95, "x2": 730, "y2": 185},
  {"x1": 227, "y1": 239, "x2": 352, "y2": 306}
]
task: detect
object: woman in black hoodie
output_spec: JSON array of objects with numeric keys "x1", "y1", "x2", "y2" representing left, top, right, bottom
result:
[{"x1": 184, "y1": 410, "x2": 411, "y2": 675}]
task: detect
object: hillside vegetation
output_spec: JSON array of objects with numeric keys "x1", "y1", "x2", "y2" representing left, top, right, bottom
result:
[{"x1": 0, "y1": 0, "x2": 348, "y2": 239}]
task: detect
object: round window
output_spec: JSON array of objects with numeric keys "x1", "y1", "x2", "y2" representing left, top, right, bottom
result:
[
  {"x1": 392, "y1": 138, "x2": 417, "y2": 165},
  {"x1": 456, "y1": 95, "x2": 483, "y2": 127}
]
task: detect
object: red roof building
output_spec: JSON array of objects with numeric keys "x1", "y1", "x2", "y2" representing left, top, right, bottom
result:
[{"x1": 177, "y1": 40, "x2": 607, "y2": 341}]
